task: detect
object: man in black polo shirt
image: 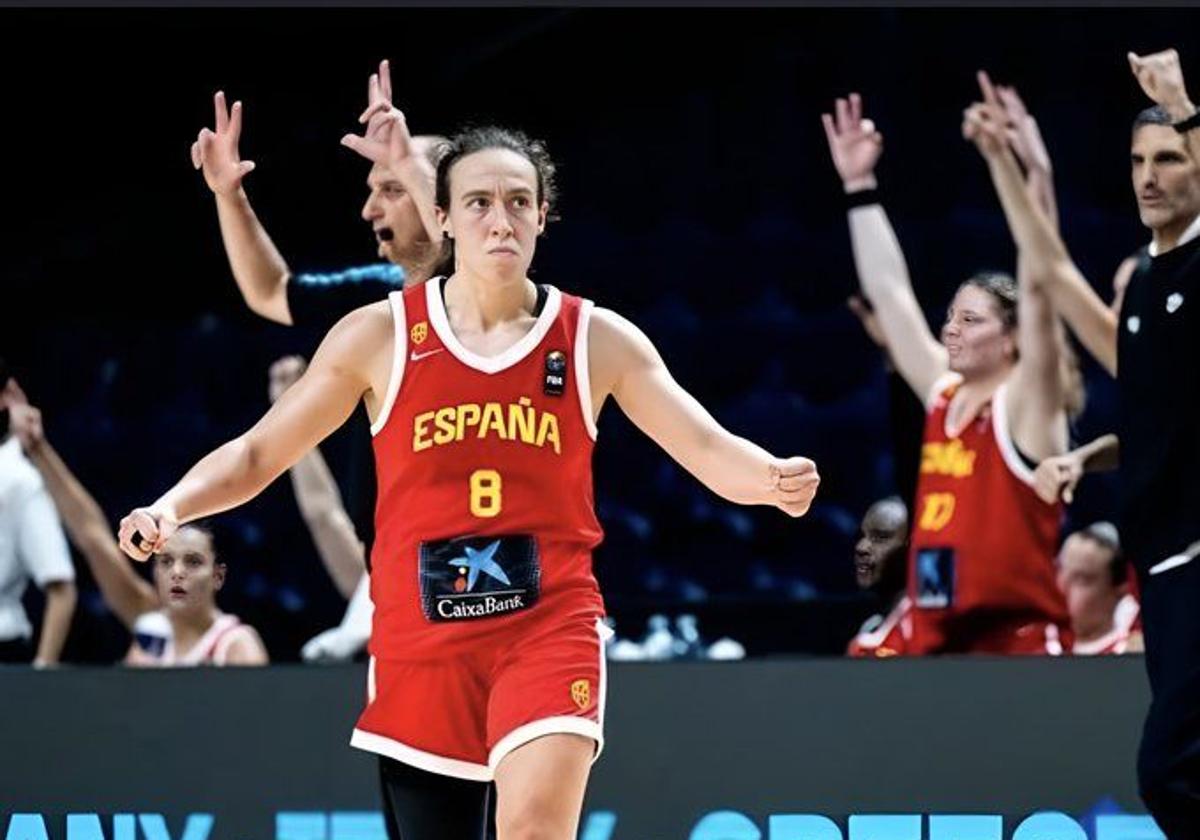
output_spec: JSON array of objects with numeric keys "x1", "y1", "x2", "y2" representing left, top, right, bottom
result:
[
  {"x1": 983, "y1": 48, "x2": 1200, "y2": 837},
  {"x1": 1118, "y1": 52, "x2": 1200, "y2": 836}
]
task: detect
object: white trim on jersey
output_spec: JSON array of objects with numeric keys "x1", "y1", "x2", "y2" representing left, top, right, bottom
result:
[
  {"x1": 1043, "y1": 622, "x2": 1064, "y2": 656},
  {"x1": 370, "y1": 291, "x2": 408, "y2": 437},
  {"x1": 1073, "y1": 625, "x2": 1129, "y2": 656},
  {"x1": 425, "y1": 278, "x2": 563, "y2": 375},
  {"x1": 852, "y1": 596, "x2": 912, "y2": 650},
  {"x1": 350, "y1": 728, "x2": 494, "y2": 782},
  {"x1": 1114, "y1": 593, "x2": 1140, "y2": 633},
  {"x1": 575, "y1": 299, "x2": 598, "y2": 441},
  {"x1": 989, "y1": 382, "x2": 1037, "y2": 488},
  {"x1": 487, "y1": 618, "x2": 612, "y2": 772},
  {"x1": 926, "y1": 371, "x2": 963, "y2": 413}
]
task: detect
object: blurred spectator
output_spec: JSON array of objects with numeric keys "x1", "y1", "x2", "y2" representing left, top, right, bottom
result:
[
  {"x1": 846, "y1": 497, "x2": 911, "y2": 658},
  {"x1": 8, "y1": 384, "x2": 266, "y2": 666},
  {"x1": 0, "y1": 369, "x2": 76, "y2": 666},
  {"x1": 1057, "y1": 522, "x2": 1143, "y2": 655}
]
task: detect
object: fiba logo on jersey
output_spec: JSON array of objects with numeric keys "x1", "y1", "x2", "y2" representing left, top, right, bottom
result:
[
  {"x1": 544, "y1": 350, "x2": 567, "y2": 396},
  {"x1": 410, "y1": 322, "x2": 428, "y2": 345}
]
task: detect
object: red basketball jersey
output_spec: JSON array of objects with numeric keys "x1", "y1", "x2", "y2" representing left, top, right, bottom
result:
[
  {"x1": 847, "y1": 597, "x2": 912, "y2": 658},
  {"x1": 368, "y1": 280, "x2": 605, "y2": 660},
  {"x1": 907, "y1": 376, "x2": 1068, "y2": 653}
]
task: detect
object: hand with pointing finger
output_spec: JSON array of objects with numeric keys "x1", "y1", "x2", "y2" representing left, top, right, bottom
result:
[{"x1": 191, "y1": 90, "x2": 256, "y2": 196}]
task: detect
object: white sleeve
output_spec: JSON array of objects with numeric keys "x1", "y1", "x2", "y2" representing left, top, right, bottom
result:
[{"x1": 15, "y1": 481, "x2": 75, "y2": 587}]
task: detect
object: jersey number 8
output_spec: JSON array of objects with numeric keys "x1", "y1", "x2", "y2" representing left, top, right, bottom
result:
[{"x1": 470, "y1": 469, "x2": 503, "y2": 518}]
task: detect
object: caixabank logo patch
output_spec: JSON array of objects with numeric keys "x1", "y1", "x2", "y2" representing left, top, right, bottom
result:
[{"x1": 418, "y1": 534, "x2": 540, "y2": 621}]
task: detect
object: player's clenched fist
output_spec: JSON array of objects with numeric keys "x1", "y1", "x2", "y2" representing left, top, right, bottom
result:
[
  {"x1": 118, "y1": 506, "x2": 179, "y2": 561},
  {"x1": 769, "y1": 457, "x2": 820, "y2": 518}
]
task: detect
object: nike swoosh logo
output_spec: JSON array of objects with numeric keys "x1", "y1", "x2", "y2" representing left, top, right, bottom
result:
[{"x1": 410, "y1": 348, "x2": 445, "y2": 362}]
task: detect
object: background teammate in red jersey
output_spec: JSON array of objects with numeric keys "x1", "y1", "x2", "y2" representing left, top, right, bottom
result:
[
  {"x1": 846, "y1": 497, "x2": 910, "y2": 657},
  {"x1": 823, "y1": 76, "x2": 1079, "y2": 655},
  {"x1": 117, "y1": 109, "x2": 818, "y2": 839}
]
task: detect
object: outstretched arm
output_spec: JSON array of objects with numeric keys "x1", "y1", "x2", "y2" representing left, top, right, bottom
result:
[
  {"x1": 118, "y1": 303, "x2": 392, "y2": 560},
  {"x1": 994, "y1": 81, "x2": 1059, "y2": 229},
  {"x1": 961, "y1": 79, "x2": 1118, "y2": 376},
  {"x1": 964, "y1": 74, "x2": 1068, "y2": 461},
  {"x1": 588, "y1": 308, "x2": 819, "y2": 517},
  {"x1": 7, "y1": 385, "x2": 154, "y2": 630},
  {"x1": 270, "y1": 357, "x2": 365, "y2": 599},
  {"x1": 822, "y1": 94, "x2": 949, "y2": 402},
  {"x1": 191, "y1": 90, "x2": 297, "y2": 324}
]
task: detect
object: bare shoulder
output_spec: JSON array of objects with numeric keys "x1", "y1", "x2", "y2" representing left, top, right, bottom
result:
[
  {"x1": 589, "y1": 306, "x2": 655, "y2": 361},
  {"x1": 223, "y1": 624, "x2": 270, "y2": 666},
  {"x1": 316, "y1": 301, "x2": 395, "y2": 365},
  {"x1": 330, "y1": 300, "x2": 394, "y2": 341},
  {"x1": 588, "y1": 307, "x2": 663, "y2": 401}
]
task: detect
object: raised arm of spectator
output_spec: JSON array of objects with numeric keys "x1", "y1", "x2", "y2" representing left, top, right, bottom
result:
[
  {"x1": 6, "y1": 386, "x2": 155, "y2": 630},
  {"x1": 1130, "y1": 49, "x2": 1200, "y2": 164},
  {"x1": 189, "y1": 90, "x2": 300, "y2": 324},
  {"x1": 822, "y1": 94, "x2": 949, "y2": 402},
  {"x1": 961, "y1": 78, "x2": 1118, "y2": 377},
  {"x1": 995, "y1": 82, "x2": 1059, "y2": 230},
  {"x1": 963, "y1": 74, "x2": 1068, "y2": 460},
  {"x1": 270, "y1": 356, "x2": 366, "y2": 599},
  {"x1": 341, "y1": 100, "x2": 442, "y2": 251},
  {"x1": 1033, "y1": 433, "x2": 1120, "y2": 504}
]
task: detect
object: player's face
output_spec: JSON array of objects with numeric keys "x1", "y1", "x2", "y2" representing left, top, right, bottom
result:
[
  {"x1": 941, "y1": 285, "x2": 1014, "y2": 379},
  {"x1": 1131, "y1": 125, "x2": 1200, "y2": 235},
  {"x1": 151, "y1": 528, "x2": 224, "y2": 615},
  {"x1": 361, "y1": 138, "x2": 438, "y2": 268},
  {"x1": 438, "y1": 148, "x2": 547, "y2": 281},
  {"x1": 854, "y1": 504, "x2": 907, "y2": 590},
  {"x1": 1056, "y1": 535, "x2": 1121, "y2": 636}
]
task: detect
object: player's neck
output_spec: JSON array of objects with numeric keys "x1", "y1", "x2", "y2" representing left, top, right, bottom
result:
[
  {"x1": 955, "y1": 366, "x2": 1009, "y2": 402},
  {"x1": 446, "y1": 271, "x2": 536, "y2": 331},
  {"x1": 1074, "y1": 614, "x2": 1116, "y2": 644},
  {"x1": 169, "y1": 607, "x2": 219, "y2": 650}
]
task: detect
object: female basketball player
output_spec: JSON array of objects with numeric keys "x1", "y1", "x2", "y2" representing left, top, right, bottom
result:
[
  {"x1": 821, "y1": 75, "x2": 1079, "y2": 654},
  {"x1": 118, "y1": 112, "x2": 819, "y2": 839}
]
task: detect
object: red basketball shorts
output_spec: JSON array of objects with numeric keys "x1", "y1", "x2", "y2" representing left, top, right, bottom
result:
[{"x1": 350, "y1": 616, "x2": 610, "y2": 781}]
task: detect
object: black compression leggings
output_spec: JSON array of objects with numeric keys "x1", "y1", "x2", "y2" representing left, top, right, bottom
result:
[{"x1": 378, "y1": 757, "x2": 494, "y2": 840}]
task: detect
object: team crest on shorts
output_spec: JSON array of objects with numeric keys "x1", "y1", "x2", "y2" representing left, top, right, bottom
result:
[
  {"x1": 410, "y1": 321, "x2": 428, "y2": 345},
  {"x1": 418, "y1": 534, "x2": 541, "y2": 622},
  {"x1": 570, "y1": 679, "x2": 591, "y2": 710}
]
